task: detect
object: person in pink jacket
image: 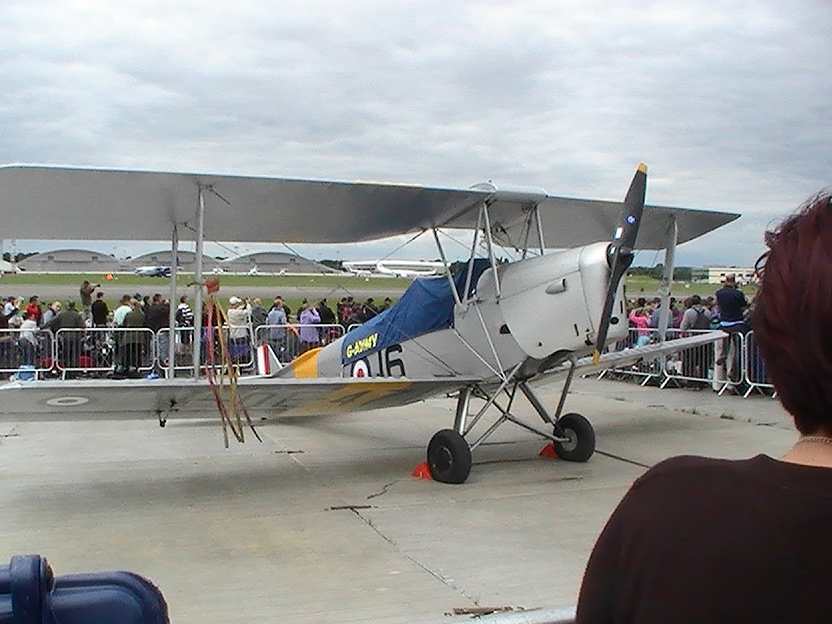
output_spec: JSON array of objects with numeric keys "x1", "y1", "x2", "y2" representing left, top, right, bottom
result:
[{"x1": 629, "y1": 307, "x2": 651, "y2": 346}]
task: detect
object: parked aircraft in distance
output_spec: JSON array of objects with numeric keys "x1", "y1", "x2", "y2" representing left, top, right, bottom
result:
[
  {"x1": 133, "y1": 266, "x2": 171, "y2": 277},
  {"x1": 343, "y1": 259, "x2": 447, "y2": 278}
]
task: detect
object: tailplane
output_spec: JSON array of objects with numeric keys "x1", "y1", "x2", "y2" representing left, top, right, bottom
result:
[{"x1": 256, "y1": 343, "x2": 283, "y2": 376}]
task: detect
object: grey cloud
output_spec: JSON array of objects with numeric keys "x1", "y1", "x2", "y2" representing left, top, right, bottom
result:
[{"x1": 1, "y1": 0, "x2": 830, "y2": 266}]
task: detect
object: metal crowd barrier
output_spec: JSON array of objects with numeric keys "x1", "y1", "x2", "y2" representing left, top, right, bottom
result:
[
  {"x1": 254, "y1": 323, "x2": 346, "y2": 364},
  {"x1": 0, "y1": 328, "x2": 55, "y2": 377},
  {"x1": 743, "y1": 329, "x2": 776, "y2": 398},
  {"x1": 601, "y1": 327, "x2": 748, "y2": 395},
  {"x1": 599, "y1": 328, "x2": 663, "y2": 386},
  {"x1": 157, "y1": 325, "x2": 256, "y2": 376},
  {"x1": 1, "y1": 322, "x2": 777, "y2": 401},
  {"x1": 659, "y1": 328, "x2": 745, "y2": 395},
  {"x1": 55, "y1": 327, "x2": 155, "y2": 376}
]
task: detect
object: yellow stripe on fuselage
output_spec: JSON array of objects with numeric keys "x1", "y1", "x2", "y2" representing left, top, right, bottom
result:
[{"x1": 291, "y1": 348, "x2": 321, "y2": 378}]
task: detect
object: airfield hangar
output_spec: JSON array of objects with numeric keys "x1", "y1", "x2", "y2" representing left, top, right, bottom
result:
[
  {"x1": 18, "y1": 249, "x2": 128, "y2": 273},
  {"x1": 128, "y1": 250, "x2": 222, "y2": 273},
  {"x1": 220, "y1": 252, "x2": 338, "y2": 274}
]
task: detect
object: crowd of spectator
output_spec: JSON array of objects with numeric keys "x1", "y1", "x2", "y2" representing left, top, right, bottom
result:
[
  {"x1": 0, "y1": 281, "x2": 397, "y2": 377},
  {"x1": 626, "y1": 273, "x2": 750, "y2": 336}
]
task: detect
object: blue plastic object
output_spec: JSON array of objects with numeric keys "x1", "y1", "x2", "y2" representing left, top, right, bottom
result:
[
  {"x1": 0, "y1": 555, "x2": 168, "y2": 624},
  {"x1": 342, "y1": 258, "x2": 490, "y2": 365}
]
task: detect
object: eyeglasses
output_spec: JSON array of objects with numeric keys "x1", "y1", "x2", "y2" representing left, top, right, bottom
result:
[{"x1": 753, "y1": 250, "x2": 769, "y2": 281}]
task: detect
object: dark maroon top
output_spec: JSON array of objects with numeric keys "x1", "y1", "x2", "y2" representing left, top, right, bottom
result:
[{"x1": 577, "y1": 455, "x2": 832, "y2": 623}]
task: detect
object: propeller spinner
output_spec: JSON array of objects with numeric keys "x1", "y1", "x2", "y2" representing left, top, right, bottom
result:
[{"x1": 592, "y1": 164, "x2": 647, "y2": 364}]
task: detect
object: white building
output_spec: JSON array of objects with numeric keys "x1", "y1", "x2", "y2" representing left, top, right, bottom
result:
[{"x1": 707, "y1": 266, "x2": 756, "y2": 285}]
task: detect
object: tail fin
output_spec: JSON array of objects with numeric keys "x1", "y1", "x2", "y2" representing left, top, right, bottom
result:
[{"x1": 256, "y1": 343, "x2": 283, "y2": 376}]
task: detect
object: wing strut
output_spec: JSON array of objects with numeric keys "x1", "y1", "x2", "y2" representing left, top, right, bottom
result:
[
  {"x1": 191, "y1": 186, "x2": 207, "y2": 378},
  {"x1": 656, "y1": 217, "x2": 678, "y2": 343},
  {"x1": 167, "y1": 224, "x2": 178, "y2": 380},
  {"x1": 481, "y1": 202, "x2": 502, "y2": 299},
  {"x1": 431, "y1": 227, "x2": 462, "y2": 307}
]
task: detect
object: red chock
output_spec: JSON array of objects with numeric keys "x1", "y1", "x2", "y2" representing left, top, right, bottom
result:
[
  {"x1": 538, "y1": 443, "x2": 558, "y2": 460},
  {"x1": 411, "y1": 462, "x2": 433, "y2": 479}
]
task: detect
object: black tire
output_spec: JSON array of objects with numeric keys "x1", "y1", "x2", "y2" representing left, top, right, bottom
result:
[
  {"x1": 553, "y1": 413, "x2": 595, "y2": 462},
  {"x1": 427, "y1": 429, "x2": 472, "y2": 484}
]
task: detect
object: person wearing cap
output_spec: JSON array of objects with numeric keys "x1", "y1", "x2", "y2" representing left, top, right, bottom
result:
[
  {"x1": 45, "y1": 300, "x2": 85, "y2": 371},
  {"x1": 226, "y1": 296, "x2": 252, "y2": 364}
]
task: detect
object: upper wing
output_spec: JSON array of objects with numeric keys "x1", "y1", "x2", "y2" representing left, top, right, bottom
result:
[
  {"x1": 0, "y1": 376, "x2": 477, "y2": 421},
  {"x1": 0, "y1": 164, "x2": 737, "y2": 247},
  {"x1": 0, "y1": 165, "x2": 485, "y2": 244},
  {"x1": 459, "y1": 194, "x2": 739, "y2": 249}
]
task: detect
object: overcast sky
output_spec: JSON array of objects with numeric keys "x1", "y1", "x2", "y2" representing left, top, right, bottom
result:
[{"x1": 1, "y1": 0, "x2": 830, "y2": 267}]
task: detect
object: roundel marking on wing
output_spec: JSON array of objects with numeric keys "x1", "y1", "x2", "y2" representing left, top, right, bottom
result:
[
  {"x1": 351, "y1": 359, "x2": 369, "y2": 378},
  {"x1": 44, "y1": 396, "x2": 90, "y2": 407}
]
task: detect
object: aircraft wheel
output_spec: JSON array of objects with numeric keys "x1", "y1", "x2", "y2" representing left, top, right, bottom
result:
[
  {"x1": 553, "y1": 413, "x2": 595, "y2": 462},
  {"x1": 427, "y1": 429, "x2": 472, "y2": 484}
]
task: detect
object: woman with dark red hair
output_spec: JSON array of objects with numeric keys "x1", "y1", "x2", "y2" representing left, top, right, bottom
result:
[{"x1": 576, "y1": 193, "x2": 832, "y2": 624}]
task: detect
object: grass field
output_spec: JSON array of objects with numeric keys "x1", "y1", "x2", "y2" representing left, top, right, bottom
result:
[
  {"x1": 1, "y1": 272, "x2": 756, "y2": 314},
  {"x1": 2, "y1": 272, "x2": 758, "y2": 296},
  {"x1": 0, "y1": 272, "x2": 402, "y2": 289},
  {"x1": 626, "y1": 275, "x2": 758, "y2": 300}
]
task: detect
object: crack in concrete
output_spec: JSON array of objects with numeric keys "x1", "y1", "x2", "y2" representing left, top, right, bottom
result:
[{"x1": 350, "y1": 507, "x2": 481, "y2": 606}]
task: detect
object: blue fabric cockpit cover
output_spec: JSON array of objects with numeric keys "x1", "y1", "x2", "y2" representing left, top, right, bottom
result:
[{"x1": 341, "y1": 259, "x2": 491, "y2": 365}]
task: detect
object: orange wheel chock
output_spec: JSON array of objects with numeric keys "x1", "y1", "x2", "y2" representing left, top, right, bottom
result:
[
  {"x1": 538, "y1": 443, "x2": 559, "y2": 460},
  {"x1": 411, "y1": 462, "x2": 433, "y2": 479}
]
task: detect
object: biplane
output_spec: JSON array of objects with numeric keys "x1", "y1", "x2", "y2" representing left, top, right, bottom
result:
[{"x1": 0, "y1": 163, "x2": 738, "y2": 483}]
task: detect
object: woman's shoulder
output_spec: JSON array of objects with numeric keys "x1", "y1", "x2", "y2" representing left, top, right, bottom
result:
[{"x1": 633, "y1": 453, "x2": 832, "y2": 500}]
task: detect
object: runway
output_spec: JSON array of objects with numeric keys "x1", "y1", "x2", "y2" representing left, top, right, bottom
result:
[{"x1": 0, "y1": 377, "x2": 794, "y2": 623}]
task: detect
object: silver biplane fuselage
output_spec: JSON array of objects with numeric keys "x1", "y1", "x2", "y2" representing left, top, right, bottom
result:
[{"x1": 309, "y1": 242, "x2": 625, "y2": 382}]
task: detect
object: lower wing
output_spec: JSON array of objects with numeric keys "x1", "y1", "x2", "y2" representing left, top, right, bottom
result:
[{"x1": 0, "y1": 376, "x2": 478, "y2": 421}]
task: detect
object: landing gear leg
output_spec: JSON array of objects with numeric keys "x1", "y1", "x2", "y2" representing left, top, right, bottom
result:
[{"x1": 517, "y1": 359, "x2": 596, "y2": 463}]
